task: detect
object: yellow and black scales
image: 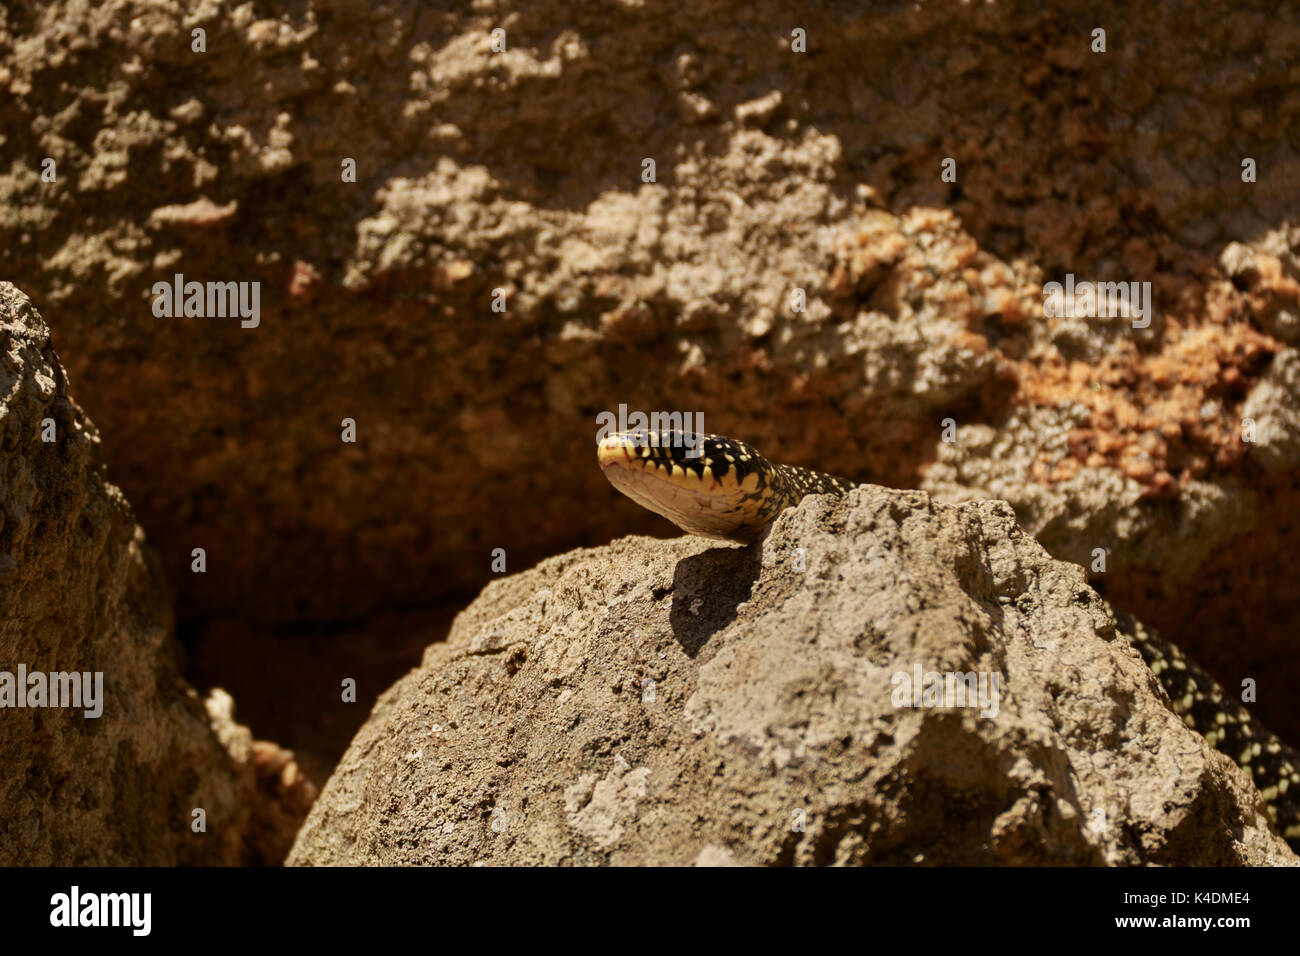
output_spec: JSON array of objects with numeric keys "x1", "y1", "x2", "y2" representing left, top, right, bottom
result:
[{"x1": 598, "y1": 428, "x2": 1300, "y2": 849}]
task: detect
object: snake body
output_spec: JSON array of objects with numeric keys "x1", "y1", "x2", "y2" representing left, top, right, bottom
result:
[{"x1": 598, "y1": 428, "x2": 1300, "y2": 850}]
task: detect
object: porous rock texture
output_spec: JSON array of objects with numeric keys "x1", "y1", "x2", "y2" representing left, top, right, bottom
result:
[
  {"x1": 289, "y1": 486, "x2": 1296, "y2": 866},
  {"x1": 0, "y1": 282, "x2": 311, "y2": 865},
  {"x1": 3, "y1": 1, "x2": 1299, "y2": 775}
]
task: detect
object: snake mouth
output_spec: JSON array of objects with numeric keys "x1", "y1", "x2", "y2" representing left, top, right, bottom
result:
[
  {"x1": 597, "y1": 435, "x2": 716, "y2": 511},
  {"x1": 597, "y1": 434, "x2": 718, "y2": 486}
]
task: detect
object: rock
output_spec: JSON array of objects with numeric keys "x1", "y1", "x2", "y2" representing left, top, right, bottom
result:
[
  {"x1": 1242, "y1": 347, "x2": 1300, "y2": 472},
  {"x1": 2, "y1": 0, "x2": 1297, "y2": 649},
  {"x1": 205, "y1": 690, "x2": 320, "y2": 866},
  {"x1": 1221, "y1": 241, "x2": 1300, "y2": 345},
  {"x1": 921, "y1": 406, "x2": 1258, "y2": 591},
  {"x1": 0, "y1": 282, "x2": 303, "y2": 864},
  {"x1": 288, "y1": 485, "x2": 1294, "y2": 865},
  {"x1": 6, "y1": 0, "x2": 1300, "y2": 798}
]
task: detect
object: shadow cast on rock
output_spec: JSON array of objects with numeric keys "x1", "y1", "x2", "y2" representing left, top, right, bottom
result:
[{"x1": 668, "y1": 543, "x2": 763, "y2": 658}]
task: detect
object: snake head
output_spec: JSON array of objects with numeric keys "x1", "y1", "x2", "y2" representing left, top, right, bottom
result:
[{"x1": 596, "y1": 429, "x2": 783, "y2": 542}]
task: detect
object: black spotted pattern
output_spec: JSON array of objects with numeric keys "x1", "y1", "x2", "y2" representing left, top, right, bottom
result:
[
  {"x1": 1115, "y1": 609, "x2": 1300, "y2": 849},
  {"x1": 773, "y1": 462, "x2": 856, "y2": 501},
  {"x1": 617, "y1": 430, "x2": 777, "y2": 486}
]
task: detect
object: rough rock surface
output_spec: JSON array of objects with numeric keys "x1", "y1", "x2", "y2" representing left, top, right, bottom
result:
[
  {"x1": 0, "y1": 282, "x2": 310, "y2": 864},
  {"x1": 4, "y1": 0, "x2": 1299, "y2": 778},
  {"x1": 289, "y1": 486, "x2": 1295, "y2": 866}
]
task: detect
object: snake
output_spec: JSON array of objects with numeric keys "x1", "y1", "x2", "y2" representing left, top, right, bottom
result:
[{"x1": 598, "y1": 427, "x2": 1300, "y2": 851}]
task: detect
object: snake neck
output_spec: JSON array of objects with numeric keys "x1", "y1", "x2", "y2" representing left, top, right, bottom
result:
[
  {"x1": 773, "y1": 462, "x2": 857, "y2": 506},
  {"x1": 717, "y1": 462, "x2": 857, "y2": 541}
]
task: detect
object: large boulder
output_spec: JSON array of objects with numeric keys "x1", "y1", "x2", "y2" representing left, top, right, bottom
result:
[
  {"x1": 289, "y1": 484, "x2": 1294, "y2": 865},
  {"x1": 0, "y1": 282, "x2": 309, "y2": 864}
]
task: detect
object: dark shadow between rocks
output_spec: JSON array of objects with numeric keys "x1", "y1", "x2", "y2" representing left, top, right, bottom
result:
[{"x1": 668, "y1": 543, "x2": 763, "y2": 658}]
